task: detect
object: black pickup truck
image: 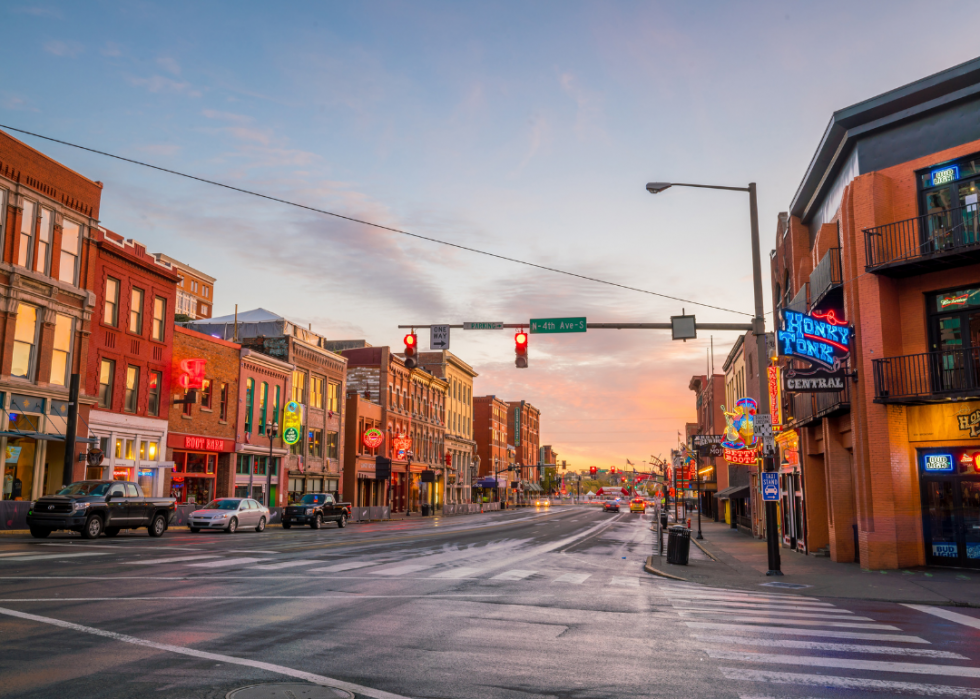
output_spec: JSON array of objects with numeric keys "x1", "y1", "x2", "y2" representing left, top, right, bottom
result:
[
  {"x1": 26, "y1": 480, "x2": 177, "y2": 539},
  {"x1": 282, "y1": 493, "x2": 352, "y2": 529}
]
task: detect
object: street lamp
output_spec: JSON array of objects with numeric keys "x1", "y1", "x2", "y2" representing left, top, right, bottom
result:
[
  {"x1": 646, "y1": 180, "x2": 781, "y2": 575},
  {"x1": 266, "y1": 420, "x2": 279, "y2": 507}
]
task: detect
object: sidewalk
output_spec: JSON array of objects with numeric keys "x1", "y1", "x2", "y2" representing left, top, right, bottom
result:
[{"x1": 645, "y1": 519, "x2": 980, "y2": 606}]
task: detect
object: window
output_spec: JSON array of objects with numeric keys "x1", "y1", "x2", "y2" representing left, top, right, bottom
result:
[
  {"x1": 182, "y1": 388, "x2": 193, "y2": 416},
  {"x1": 59, "y1": 219, "x2": 80, "y2": 285},
  {"x1": 327, "y1": 382, "x2": 339, "y2": 412},
  {"x1": 191, "y1": 280, "x2": 198, "y2": 293},
  {"x1": 325, "y1": 431, "x2": 339, "y2": 460},
  {"x1": 152, "y1": 297, "x2": 166, "y2": 341},
  {"x1": 49, "y1": 314, "x2": 73, "y2": 386},
  {"x1": 259, "y1": 381, "x2": 268, "y2": 434},
  {"x1": 129, "y1": 288, "x2": 144, "y2": 334},
  {"x1": 98, "y1": 359, "x2": 115, "y2": 408},
  {"x1": 11, "y1": 304, "x2": 38, "y2": 379},
  {"x1": 18, "y1": 199, "x2": 35, "y2": 268},
  {"x1": 219, "y1": 383, "x2": 228, "y2": 421},
  {"x1": 245, "y1": 378, "x2": 254, "y2": 433},
  {"x1": 35, "y1": 208, "x2": 51, "y2": 274},
  {"x1": 0, "y1": 188, "x2": 5, "y2": 248},
  {"x1": 308, "y1": 429, "x2": 323, "y2": 458},
  {"x1": 204, "y1": 285, "x2": 209, "y2": 298},
  {"x1": 148, "y1": 370, "x2": 162, "y2": 416},
  {"x1": 310, "y1": 376, "x2": 324, "y2": 409},
  {"x1": 200, "y1": 379, "x2": 212, "y2": 409},
  {"x1": 104, "y1": 277, "x2": 119, "y2": 326},
  {"x1": 201, "y1": 304, "x2": 209, "y2": 316},
  {"x1": 292, "y1": 371, "x2": 306, "y2": 403},
  {"x1": 273, "y1": 385, "x2": 281, "y2": 428},
  {"x1": 124, "y1": 366, "x2": 139, "y2": 413},
  {"x1": 236, "y1": 454, "x2": 250, "y2": 475}
]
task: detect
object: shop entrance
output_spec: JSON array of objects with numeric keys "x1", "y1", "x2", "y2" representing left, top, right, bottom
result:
[{"x1": 920, "y1": 447, "x2": 980, "y2": 568}]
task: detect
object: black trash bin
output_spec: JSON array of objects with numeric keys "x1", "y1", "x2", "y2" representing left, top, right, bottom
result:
[
  {"x1": 421, "y1": 504, "x2": 431, "y2": 517},
  {"x1": 666, "y1": 526, "x2": 691, "y2": 565}
]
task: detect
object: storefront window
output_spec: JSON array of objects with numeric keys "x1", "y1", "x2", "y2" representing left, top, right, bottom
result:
[
  {"x1": 325, "y1": 431, "x2": 338, "y2": 459},
  {"x1": 3, "y1": 437, "x2": 35, "y2": 500},
  {"x1": 237, "y1": 454, "x2": 250, "y2": 474}
]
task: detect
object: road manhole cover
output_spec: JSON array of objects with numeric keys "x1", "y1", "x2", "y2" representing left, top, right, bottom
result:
[
  {"x1": 227, "y1": 683, "x2": 354, "y2": 699},
  {"x1": 760, "y1": 582, "x2": 811, "y2": 590}
]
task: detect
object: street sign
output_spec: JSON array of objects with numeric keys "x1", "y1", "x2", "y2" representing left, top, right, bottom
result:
[
  {"x1": 463, "y1": 321, "x2": 503, "y2": 330},
  {"x1": 755, "y1": 414, "x2": 776, "y2": 457},
  {"x1": 529, "y1": 317, "x2": 586, "y2": 334},
  {"x1": 671, "y1": 314, "x2": 697, "y2": 340},
  {"x1": 761, "y1": 472, "x2": 780, "y2": 501},
  {"x1": 430, "y1": 325, "x2": 450, "y2": 350}
]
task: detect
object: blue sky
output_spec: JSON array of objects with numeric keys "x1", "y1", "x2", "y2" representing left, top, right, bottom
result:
[{"x1": 3, "y1": 1, "x2": 979, "y2": 468}]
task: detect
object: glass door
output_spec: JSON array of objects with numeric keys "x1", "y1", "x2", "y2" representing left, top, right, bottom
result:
[
  {"x1": 961, "y1": 481, "x2": 980, "y2": 563},
  {"x1": 924, "y1": 480, "x2": 958, "y2": 564}
]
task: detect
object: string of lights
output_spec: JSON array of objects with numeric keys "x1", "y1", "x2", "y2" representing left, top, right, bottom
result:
[{"x1": 0, "y1": 123, "x2": 754, "y2": 317}]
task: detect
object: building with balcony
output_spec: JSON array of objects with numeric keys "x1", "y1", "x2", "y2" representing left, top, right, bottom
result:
[{"x1": 772, "y1": 56, "x2": 980, "y2": 570}]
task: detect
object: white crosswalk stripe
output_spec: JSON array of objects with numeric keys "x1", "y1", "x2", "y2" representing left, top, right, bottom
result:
[
  {"x1": 707, "y1": 648, "x2": 980, "y2": 678},
  {"x1": 252, "y1": 560, "x2": 323, "y2": 571},
  {"x1": 692, "y1": 634, "x2": 967, "y2": 659},
  {"x1": 188, "y1": 557, "x2": 265, "y2": 568},
  {"x1": 127, "y1": 555, "x2": 222, "y2": 565},
  {"x1": 669, "y1": 599, "x2": 839, "y2": 611},
  {"x1": 676, "y1": 608, "x2": 871, "y2": 621},
  {"x1": 429, "y1": 568, "x2": 482, "y2": 579},
  {"x1": 610, "y1": 576, "x2": 639, "y2": 587},
  {"x1": 369, "y1": 564, "x2": 431, "y2": 576},
  {"x1": 685, "y1": 621, "x2": 927, "y2": 643},
  {"x1": 306, "y1": 561, "x2": 376, "y2": 573},
  {"x1": 553, "y1": 573, "x2": 590, "y2": 584},
  {"x1": 5, "y1": 552, "x2": 112, "y2": 562},
  {"x1": 691, "y1": 614, "x2": 894, "y2": 630},
  {"x1": 726, "y1": 668, "x2": 980, "y2": 697},
  {"x1": 491, "y1": 569, "x2": 536, "y2": 581}
]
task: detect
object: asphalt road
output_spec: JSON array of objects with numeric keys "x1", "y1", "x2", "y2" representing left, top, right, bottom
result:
[{"x1": 1, "y1": 505, "x2": 980, "y2": 698}]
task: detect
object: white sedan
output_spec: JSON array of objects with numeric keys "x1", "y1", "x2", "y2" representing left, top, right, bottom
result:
[{"x1": 188, "y1": 498, "x2": 269, "y2": 533}]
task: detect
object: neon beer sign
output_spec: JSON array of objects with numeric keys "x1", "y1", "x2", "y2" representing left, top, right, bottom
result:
[
  {"x1": 778, "y1": 309, "x2": 852, "y2": 368},
  {"x1": 177, "y1": 358, "x2": 206, "y2": 390}
]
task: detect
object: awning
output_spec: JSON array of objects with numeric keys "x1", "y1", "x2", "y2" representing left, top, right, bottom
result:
[
  {"x1": 0, "y1": 431, "x2": 97, "y2": 444},
  {"x1": 475, "y1": 477, "x2": 498, "y2": 488},
  {"x1": 716, "y1": 484, "x2": 750, "y2": 500}
]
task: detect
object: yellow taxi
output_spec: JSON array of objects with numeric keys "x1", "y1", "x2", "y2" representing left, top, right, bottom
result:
[
  {"x1": 629, "y1": 497, "x2": 646, "y2": 513},
  {"x1": 534, "y1": 498, "x2": 550, "y2": 507}
]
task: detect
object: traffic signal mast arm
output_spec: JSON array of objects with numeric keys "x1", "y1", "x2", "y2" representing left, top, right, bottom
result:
[{"x1": 397, "y1": 322, "x2": 753, "y2": 331}]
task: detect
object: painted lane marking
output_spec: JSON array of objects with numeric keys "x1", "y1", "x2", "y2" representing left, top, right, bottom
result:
[
  {"x1": 0, "y1": 595, "x2": 501, "y2": 601},
  {"x1": 670, "y1": 598, "x2": 838, "y2": 610},
  {"x1": 553, "y1": 573, "x2": 590, "y2": 584},
  {"x1": 369, "y1": 564, "x2": 432, "y2": 576},
  {"x1": 188, "y1": 557, "x2": 265, "y2": 568},
  {"x1": 2, "y1": 552, "x2": 112, "y2": 562},
  {"x1": 126, "y1": 555, "x2": 222, "y2": 565},
  {"x1": 675, "y1": 609, "x2": 869, "y2": 621},
  {"x1": 692, "y1": 634, "x2": 967, "y2": 659},
  {"x1": 428, "y1": 568, "x2": 482, "y2": 579},
  {"x1": 723, "y1": 668, "x2": 980, "y2": 697},
  {"x1": 663, "y1": 592, "x2": 823, "y2": 604},
  {"x1": 306, "y1": 561, "x2": 376, "y2": 573},
  {"x1": 686, "y1": 614, "x2": 895, "y2": 630},
  {"x1": 705, "y1": 648, "x2": 980, "y2": 677},
  {"x1": 252, "y1": 561, "x2": 323, "y2": 571},
  {"x1": 38, "y1": 544, "x2": 205, "y2": 551},
  {"x1": 904, "y1": 604, "x2": 980, "y2": 631},
  {"x1": 610, "y1": 577, "x2": 639, "y2": 587},
  {"x1": 0, "y1": 605, "x2": 409, "y2": 699},
  {"x1": 685, "y1": 622, "x2": 927, "y2": 643},
  {"x1": 491, "y1": 570, "x2": 536, "y2": 581},
  {"x1": 220, "y1": 550, "x2": 280, "y2": 554}
]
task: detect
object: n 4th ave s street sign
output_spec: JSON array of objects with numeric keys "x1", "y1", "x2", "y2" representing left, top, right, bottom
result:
[{"x1": 530, "y1": 317, "x2": 586, "y2": 334}]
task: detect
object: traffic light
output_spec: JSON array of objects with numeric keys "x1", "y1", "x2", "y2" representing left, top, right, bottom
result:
[
  {"x1": 589, "y1": 466, "x2": 597, "y2": 476},
  {"x1": 404, "y1": 333, "x2": 418, "y2": 369},
  {"x1": 515, "y1": 331, "x2": 529, "y2": 368},
  {"x1": 611, "y1": 467, "x2": 617, "y2": 474},
  {"x1": 562, "y1": 460, "x2": 567, "y2": 470},
  {"x1": 621, "y1": 476, "x2": 626, "y2": 483}
]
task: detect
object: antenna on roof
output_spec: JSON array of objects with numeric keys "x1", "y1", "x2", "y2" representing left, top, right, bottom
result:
[{"x1": 234, "y1": 304, "x2": 238, "y2": 343}]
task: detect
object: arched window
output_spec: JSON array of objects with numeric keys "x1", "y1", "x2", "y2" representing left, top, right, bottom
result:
[{"x1": 245, "y1": 379, "x2": 255, "y2": 434}]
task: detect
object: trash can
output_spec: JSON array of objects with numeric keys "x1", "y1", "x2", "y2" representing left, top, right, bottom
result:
[
  {"x1": 666, "y1": 526, "x2": 691, "y2": 565},
  {"x1": 421, "y1": 504, "x2": 431, "y2": 517}
]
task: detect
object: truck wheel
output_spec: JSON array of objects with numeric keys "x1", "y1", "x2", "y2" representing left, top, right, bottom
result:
[
  {"x1": 189, "y1": 527, "x2": 200, "y2": 533},
  {"x1": 310, "y1": 514, "x2": 322, "y2": 530},
  {"x1": 225, "y1": 517, "x2": 238, "y2": 534},
  {"x1": 29, "y1": 527, "x2": 51, "y2": 539},
  {"x1": 281, "y1": 521, "x2": 292, "y2": 529},
  {"x1": 255, "y1": 517, "x2": 266, "y2": 533},
  {"x1": 104, "y1": 527, "x2": 120, "y2": 538},
  {"x1": 81, "y1": 515, "x2": 103, "y2": 539},
  {"x1": 148, "y1": 514, "x2": 167, "y2": 538},
  {"x1": 337, "y1": 514, "x2": 347, "y2": 529}
]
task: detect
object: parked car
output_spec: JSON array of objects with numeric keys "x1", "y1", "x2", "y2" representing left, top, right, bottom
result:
[
  {"x1": 282, "y1": 493, "x2": 351, "y2": 529},
  {"x1": 27, "y1": 480, "x2": 176, "y2": 539},
  {"x1": 603, "y1": 500, "x2": 620, "y2": 513},
  {"x1": 188, "y1": 498, "x2": 269, "y2": 533}
]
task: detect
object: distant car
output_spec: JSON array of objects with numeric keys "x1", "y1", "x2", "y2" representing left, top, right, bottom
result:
[
  {"x1": 534, "y1": 498, "x2": 550, "y2": 507},
  {"x1": 629, "y1": 498, "x2": 646, "y2": 513},
  {"x1": 603, "y1": 500, "x2": 620, "y2": 513},
  {"x1": 188, "y1": 498, "x2": 269, "y2": 533}
]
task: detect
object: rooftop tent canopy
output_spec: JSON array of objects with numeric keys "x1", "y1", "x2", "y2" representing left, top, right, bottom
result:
[{"x1": 185, "y1": 307, "x2": 330, "y2": 348}]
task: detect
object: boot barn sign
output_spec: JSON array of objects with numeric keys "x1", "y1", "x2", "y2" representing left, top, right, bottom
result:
[{"x1": 778, "y1": 309, "x2": 853, "y2": 393}]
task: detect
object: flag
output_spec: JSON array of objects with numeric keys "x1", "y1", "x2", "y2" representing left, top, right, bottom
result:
[{"x1": 626, "y1": 459, "x2": 634, "y2": 466}]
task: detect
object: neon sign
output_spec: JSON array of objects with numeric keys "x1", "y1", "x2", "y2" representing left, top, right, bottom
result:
[
  {"x1": 768, "y1": 366, "x2": 782, "y2": 428},
  {"x1": 724, "y1": 448, "x2": 758, "y2": 465},
  {"x1": 363, "y1": 428, "x2": 384, "y2": 449},
  {"x1": 778, "y1": 309, "x2": 852, "y2": 368},
  {"x1": 923, "y1": 454, "x2": 954, "y2": 472},
  {"x1": 931, "y1": 165, "x2": 959, "y2": 186},
  {"x1": 721, "y1": 397, "x2": 758, "y2": 450},
  {"x1": 392, "y1": 434, "x2": 412, "y2": 459},
  {"x1": 941, "y1": 293, "x2": 971, "y2": 308},
  {"x1": 177, "y1": 358, "x2": 206, "y2": 390}
]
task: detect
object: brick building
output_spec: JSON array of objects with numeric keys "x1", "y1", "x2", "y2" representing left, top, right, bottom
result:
[
  {"x1": 342, "y1": 392, "x2": 384, "y2": 507},
  {"x1": 153, "y1": 253, "x2": 214, "y2": 320},
  {"x1": 409, "y1": 366, "x2": 447, "y2": 511},
  {"x1": 688, "y1": 374, "x2": 727, "y2": 520},
  {"x1": 507, "y1": 400, "x2": 541, "y2": 503},
  {"x1": 85, "y1": 228, "x2": 180, "y2": 497},
  {"x1": 0, "y1": 129, "x2": 101, "y2": 502},
  {"x1": 418, "y1": 350, "x2": 477, "y2": 505},
  {"x1": 165, "y1": 327, "x2": 239, "y2": 505},
  {"x1": 771, "y1": 57, "x2": 980, "y2": 569},
  {"x1": 234, "y1": 349, "x2": 292, "y2": 507},
  {"x1": 473, "y1": 395, "x2": 513, "y2": 503},
  {"x1": 189, "y1": 309, "x2": 347, "y2": 502}
]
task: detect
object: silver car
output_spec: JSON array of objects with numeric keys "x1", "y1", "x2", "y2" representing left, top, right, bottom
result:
[{"x1": 188, "y1": 498, "x2": 269, "y2": 534}]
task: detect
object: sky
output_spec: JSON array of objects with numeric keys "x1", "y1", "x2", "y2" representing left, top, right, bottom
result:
[{"x1": 2, "y1": 1, "x2": 979, "y2": 471}]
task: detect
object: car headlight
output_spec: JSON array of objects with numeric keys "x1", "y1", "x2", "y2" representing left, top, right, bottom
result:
[
  {"x1": 305, "y1": 508, "x2": 314, "y2": 515},
  {"x1": 72, "y1": 502, "x2": 90, "y2": 512},
  {"x1": 214, "y1": 513, "x2": 229, "y2": 519}
]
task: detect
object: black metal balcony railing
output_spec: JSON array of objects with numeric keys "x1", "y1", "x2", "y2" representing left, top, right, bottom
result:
[
  {"x1": 809, "y1": 247, "x2": 842, "y2": 308},
  {"x1": 788, "y1": 380, "x2": 850, "y2": 426},
  {"x1": 874, "y1": 347, "x2": 980, "y2": 403},
  {"x1": 865, "y1": 203, "x2": 980, "y2": 272}
]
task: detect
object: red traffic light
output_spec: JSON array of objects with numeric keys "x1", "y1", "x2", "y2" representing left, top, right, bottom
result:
[
  {"x1": 404, "y1": 333, "x2": 418, "y2": 368},
  {"x1": 589, "y1": 466, "x2": 597, "y2": 475},
  {"x1": 515, "y1": 331, "x2": 529, "y2": 369},
  {"x1": 611, "y1": 467, "x2": 617, "y2": 474}
]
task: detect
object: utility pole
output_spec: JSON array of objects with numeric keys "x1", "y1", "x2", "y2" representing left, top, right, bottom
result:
[{"x1": 62, "y1": 373, "x2": 80, "y2": 487}]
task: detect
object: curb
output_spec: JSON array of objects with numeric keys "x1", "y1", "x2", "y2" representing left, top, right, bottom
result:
[
  {"x1": 643, "y1": 554, "x2": 688, "y2": 582},
  {"x1": 691, "y1": 537, "x2": 717, "y2": 561}
]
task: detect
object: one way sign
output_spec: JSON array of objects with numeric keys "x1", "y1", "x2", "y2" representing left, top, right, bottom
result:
[{"x1": 430, "y1": 325, "x2": 450, "y2": 350}]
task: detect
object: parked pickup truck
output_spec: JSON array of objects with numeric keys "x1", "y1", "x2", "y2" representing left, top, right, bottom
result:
[
  {"x1": 282, "y1": 493, "x2": 351, "y2": 530},
  {"x1": 26, "y1": 480, "x2": 177, "y2": 539}
]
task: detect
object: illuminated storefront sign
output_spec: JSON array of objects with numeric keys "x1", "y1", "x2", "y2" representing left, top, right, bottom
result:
[
  {"x1": 722, "y1": 397, "x2": 758, "y2": 450},
  {"x1": 282, "y1": 401, "x2": 302, "y2": 445},
  {"x1": 767, "y1": 366, "x2": 782, "y2": 427},
  {"x1": 392, "y1": 434, "x2": 412, "y2": 459},
  {"x1": 177, "y1": 358, "x2": 207, "y2": 390},
  {"x1": 724, "y1": 447, "x2": 759, "y2": 465},
  {"x1": 778, "y1": 309, "x2": 852, "y2": 368},
  {"x1": 931, "y1": 165, "x2": 959, "y2": 186},
  {"x1": 923, "y1": 454, "x2": 955, "y2": 472},
  {"x1": 363, "y1": 428, "x2": 384, "y2": 449}
]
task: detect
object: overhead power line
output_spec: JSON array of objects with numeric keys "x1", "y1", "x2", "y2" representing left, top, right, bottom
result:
[{"x1": 0, "y1": 124, "x2": 754, "y2": 317}]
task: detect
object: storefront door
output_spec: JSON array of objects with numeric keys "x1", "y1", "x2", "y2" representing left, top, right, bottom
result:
[{"x1": 922, "y1": 477, "x2": 980, "y2": 567}]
